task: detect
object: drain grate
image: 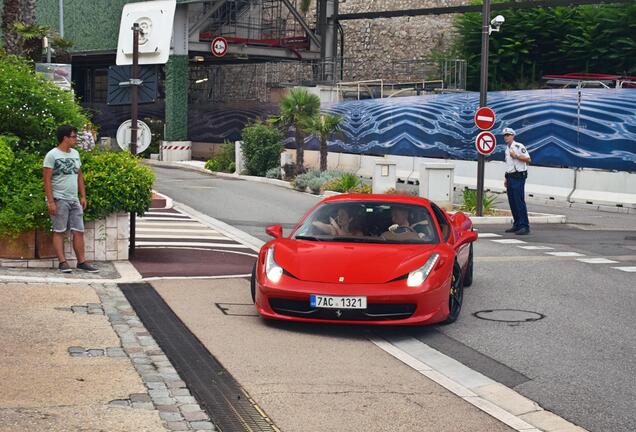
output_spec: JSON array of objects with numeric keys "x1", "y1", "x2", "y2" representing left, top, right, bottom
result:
[
  {"x1": 119, "y1": 283, "x2": 277, "y2": 432},
  {"x1": 473, "y1": 309, "x2": 545, "y2": 323}
]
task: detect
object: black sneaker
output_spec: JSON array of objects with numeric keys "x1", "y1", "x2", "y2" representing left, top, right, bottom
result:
[
  {"x1": 77, "y1": 262, "x2": 99, "y2": 273},
  {"x1": 515, "y1": 227, "x2": 530, "y2": 235},
  {"x1": 58, "y1": 261, "x2": 72, "y2": 273},
  {"x1": 505, "y1": 227, "x2": 519, "y2": 233}
]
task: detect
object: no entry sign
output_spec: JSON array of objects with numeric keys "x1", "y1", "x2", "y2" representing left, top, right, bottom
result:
[
  {"x1": 211, "y1": 37, "x2": 228, "y2": 57},
  {"x1": 475, "y1": 131, "x2": 497, "y2": 156},
  {"x1": 474, "y1": 107, "x2": 496, "y2": 130}
]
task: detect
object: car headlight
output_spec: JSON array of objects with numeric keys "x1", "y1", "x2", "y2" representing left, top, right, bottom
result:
[
  {"x1": 265, "y1": 246, "x2": 283, "y2": 283},
  {"x1": 407, "y1": 253, "x2": 440, "y2": 287}
]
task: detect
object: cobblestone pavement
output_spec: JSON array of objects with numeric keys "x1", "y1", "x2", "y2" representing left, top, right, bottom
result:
[{"x1": 95, "y1": 282, "x2": 218, "y2": 431}]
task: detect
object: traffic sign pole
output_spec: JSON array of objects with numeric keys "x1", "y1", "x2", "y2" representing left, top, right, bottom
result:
[
  {"x1": 477, "y1": 0, "x2": 491, "y2": 216},
  {"x1": 128, "y1": 23, "x2": 142, "y2": 259}
]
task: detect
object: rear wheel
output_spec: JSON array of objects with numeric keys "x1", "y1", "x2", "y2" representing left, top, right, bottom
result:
[
  {"x1": 463, "y1": 244, "x2": 474, "y2": 287},
  {"x1": 250, "y1": 263, "x2": 257, "y2": 303},
  {"x1": 443, "y1": 262, "x2": 464, "y2": 324}
]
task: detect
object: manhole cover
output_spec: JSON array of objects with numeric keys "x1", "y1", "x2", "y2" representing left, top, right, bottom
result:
[{"x1": 473, "y1": 309, "x2": 545, "y2": 323}]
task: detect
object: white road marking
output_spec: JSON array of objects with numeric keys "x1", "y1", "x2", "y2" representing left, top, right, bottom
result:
[
  {"x1": 136, "y1": 241, "x2": 252, "y2": 249},
  {"x1": 136, "y1": 228, "x2": 218, "y2": 234},
  {"x1": 576, "y1": 258, "x2": 619, "y2": 264},
  {"x1": 491, "y1": 239, "x2": 527, "y2": 244},
  {"x1": 142, "y1": 212, "x2": 190, "y2": 218},
  {"x1": 612, "y1": 266, "x2": 636, "y2": 272},
  {"x1": 545, "y1": 252, "x2": 585, "y2": 257},
  {"x1": 137, "y1": 217, "x2": 199, "y2": 222},
  {"x1": 477, "y1": 233, "x2": 502, "y2": 238},
  {"x1": 518, "y1": 246, "x2": 553, "y2": 250},
  {"x1": 136, "y1": 234, "x2": 228, "y2": 240}
]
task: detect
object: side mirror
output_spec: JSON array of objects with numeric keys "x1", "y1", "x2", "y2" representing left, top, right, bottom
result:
[
  {"x1": 265, "y1": 225, "x2": 283, "y2": 239},
  {"x1": 459, "y1": 230, "x2": 478, "y2": 245}
]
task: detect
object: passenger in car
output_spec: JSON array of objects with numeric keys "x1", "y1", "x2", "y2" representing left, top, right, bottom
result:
[{"x1": 312, "y1": 206, "x2": 365, "y2": 237}]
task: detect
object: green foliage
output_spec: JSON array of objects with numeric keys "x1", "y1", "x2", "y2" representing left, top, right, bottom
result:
[
  {"x1": 141, "y1": 117, "x2": 164, "y2": 158},
  {"x1": 0, "y1": 53, "x2": 89, "y2": 154},
  {"x1": 292, "y1": 170, "x2": 342, "y2": 192},
  {"x1": 205, "y1": 140, "x2": 236, "y2": 173},
  {"x1": 304, "y1": 113, "x2": 343, "y2": 171},
  {"x1": 383, "y1": 187, "x2": 417, "y2": 196},
  {"x1": 80, "y1": 150, "x2": 155, "y2": 220},
  {"x1": 0, "y1": 135, "x2": 17, "y2": 195},
  {"x1": 453, "y1": 3, "x2": 636, "y2": 90},
  {"x1": 350, "y1": 183, "x2": 372, "y2": 194},
  {"x1": 241, "y1": 122, "x2": 283, "y2": 176},
  {"x1": 265, "y1": 167, "x2": 282, "y2": 179},
  {"x1": 461, "y1": 188, "x2": 499, "y2": 214},
  {"x1": 0, "y1": 150, "x2": 49, "y2": 236},
  {"x1": 322, "y1": 173, "x2": 361, "y2": 193}
]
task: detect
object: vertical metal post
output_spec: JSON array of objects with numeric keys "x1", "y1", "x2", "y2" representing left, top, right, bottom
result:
[
  {"x1": 59, "y1": 0, "x2": 64, "y2": 37},
  {"x1": 476, "y1": 0, "x2": 491, "y2": 217},
  {"x1": 128, "y1": 23, "x2": 140, "y2": 259}
]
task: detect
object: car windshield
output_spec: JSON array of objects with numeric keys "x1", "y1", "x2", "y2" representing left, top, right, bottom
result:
[{"x1": 293, "y1": 201, "x2": 439, "y2": 244}]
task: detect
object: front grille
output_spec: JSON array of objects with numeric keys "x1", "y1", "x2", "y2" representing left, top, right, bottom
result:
[{"x1": 269, "y1": 298, "x2": 416, "y2": 321}]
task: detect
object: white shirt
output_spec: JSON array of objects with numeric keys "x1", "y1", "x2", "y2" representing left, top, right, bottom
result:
[{"x1": 505, "y1": 141, "x2": 529, "y2": 173}]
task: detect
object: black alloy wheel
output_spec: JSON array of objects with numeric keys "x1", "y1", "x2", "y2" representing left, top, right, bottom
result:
[
  {"x1": 443, "y1": 261, "x2": 464, "y2": 324},
  {"x1": 463, "y1": 243, "x2": 474, "y2": 287},
  {"x1": 250, "y1": 263, "x2": 257, "y2": 303}
]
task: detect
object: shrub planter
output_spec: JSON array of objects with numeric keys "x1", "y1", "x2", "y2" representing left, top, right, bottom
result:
[{"x1": 0, "y1": 212, "x2": 130, "y2": 268}]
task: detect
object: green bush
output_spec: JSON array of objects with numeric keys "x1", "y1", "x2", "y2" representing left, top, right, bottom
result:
[
  {"x1": 80, "y1": 150, "x2": 155, "y2": 221},
  {"x1": 461, "y1": 188, "x2": 499, "y2": 215},
  {"x1": 265, "y1": 167, "x2": 281, "y2": 179},
  {"x1": 322, "y1": 173, "x2": 360, "y2": 193},
  {"x1": 350, "y1": 183, "x2": 372, "y2": 194},
  {"x1": 453, "y1": 4, "x2": 636, "y2": 90},
  {"x1": 241, "y1": 122, "x2": 283, "y2": 176},
  {"x1": 205, "y1": 140, "x2": 235, "y2": 173},
  {"x1": 0, "y1": 54, "x2": 89, "y2": 154},
  {"x1": 0, "y1": 135, "x2": 17, "y2": 197},
  {"x1": 0, "y1": 150, "x2": 49, "y2": 236}
]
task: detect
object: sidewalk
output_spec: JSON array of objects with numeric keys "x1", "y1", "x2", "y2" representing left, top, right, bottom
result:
[{"x1": 0, "y1": 281, "x2": 215, "y2": 432}]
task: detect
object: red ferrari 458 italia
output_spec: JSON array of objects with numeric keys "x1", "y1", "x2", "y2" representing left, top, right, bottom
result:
[{"x1": 251, "y1": 194, "x2": 477, "y2": 325}]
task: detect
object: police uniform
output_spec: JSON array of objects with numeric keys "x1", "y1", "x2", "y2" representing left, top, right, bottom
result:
[{"x1": 503, "y1": 128, "x2": 530, "y2": 234}]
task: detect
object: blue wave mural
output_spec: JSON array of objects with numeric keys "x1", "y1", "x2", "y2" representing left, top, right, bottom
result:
[{"x1": 314, "y1": 89, "x2": 636, "y2": 172}]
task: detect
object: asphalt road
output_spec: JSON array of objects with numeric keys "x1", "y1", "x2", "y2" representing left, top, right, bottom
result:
[{"x1": 151, "y1": 166, "x2": 636, "y2": 432}]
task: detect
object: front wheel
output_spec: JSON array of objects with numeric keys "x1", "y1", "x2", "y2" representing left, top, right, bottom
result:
[
  {"x1": 250, "y1": 262, "x2": 257, "y2": 303},
  {"x1": 463, "y1": 243, "x2": 474, "y2": 287},
  {"x1": 443, "y1": 261, "x2": 464, "y2": 324}
]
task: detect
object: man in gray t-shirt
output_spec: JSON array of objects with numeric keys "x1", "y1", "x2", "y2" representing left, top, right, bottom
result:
[{"x1": 43, "y1": 125, "x2": 98, "y2": 273}]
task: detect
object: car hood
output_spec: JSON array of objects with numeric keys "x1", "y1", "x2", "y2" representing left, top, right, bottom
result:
[{"x1": 272, "y1": 239, "x2": 439, "y2": 284}]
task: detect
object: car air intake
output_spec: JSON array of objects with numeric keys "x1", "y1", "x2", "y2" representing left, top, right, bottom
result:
[{"x1": 269, "y1": 298, "x2": 416, "y2": 321}]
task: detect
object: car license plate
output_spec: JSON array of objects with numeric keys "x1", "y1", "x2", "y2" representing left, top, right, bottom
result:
[{"x1": 310, "y1": 294, "x2": 367, "y2": 309}]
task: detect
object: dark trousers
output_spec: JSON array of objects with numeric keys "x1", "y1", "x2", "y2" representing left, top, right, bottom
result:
[{"x1": 506, "y1": 176, "x2": 529, "y2": 229}]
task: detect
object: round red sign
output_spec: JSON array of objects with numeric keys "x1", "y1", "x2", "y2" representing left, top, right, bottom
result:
[
  {"x1": 475, "y1": 131, "x2": 497, "y2": 156},
  {"x1": 211, "y1": 37, "x2": 228, "y2": 57},
  {"x1": 474, "y1": 107, "x2": 496, "y2": 130}
]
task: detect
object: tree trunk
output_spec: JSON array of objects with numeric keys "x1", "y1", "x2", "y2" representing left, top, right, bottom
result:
[
  {"x1": 295, "y1": 125, "x2": 304, "y2": 173},
  {"x1": 21, "y1": 0, "x2": 37, "y2": 25},
  {"x1": 2, "y1": 0, "x2": 22, "y2": 55},
  {"x1": 319, "y1": 135, "x2": 327, "y2": 172}
]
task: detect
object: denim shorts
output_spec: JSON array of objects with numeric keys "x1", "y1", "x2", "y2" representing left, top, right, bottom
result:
[{"x1": 51, "y1": 198, "x2": 85, "y2": 233}]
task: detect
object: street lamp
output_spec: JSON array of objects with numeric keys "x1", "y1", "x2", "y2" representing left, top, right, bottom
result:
[{"x1": 476, "y1": 1, "x2": 504, "y2": 216}]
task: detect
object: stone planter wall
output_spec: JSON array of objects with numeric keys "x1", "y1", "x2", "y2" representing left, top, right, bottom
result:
[{"x1": 0, "y1": 212, "x2": 130, "y2": 269}]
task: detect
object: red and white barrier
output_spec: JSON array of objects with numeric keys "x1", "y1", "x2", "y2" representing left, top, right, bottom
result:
[{"x1": 161, "y1": 141, "x2": 192, "y2": 162}]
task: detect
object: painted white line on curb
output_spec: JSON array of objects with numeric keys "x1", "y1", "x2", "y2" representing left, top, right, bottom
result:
[
  {"x1": 576, "y1": 258, "x2": 619, "y2": 264},
  {"x1": 491, "y1": 239, "x2": 527, "y2": 244},
  {"x1": 136, "y1": 241, "x2": 253, "y2": 249},
  {"x1": 545, "y1": 252, "x2": 585, "y2": 257}
]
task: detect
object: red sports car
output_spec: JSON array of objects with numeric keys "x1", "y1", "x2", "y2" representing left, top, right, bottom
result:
[{"x1": 251, "y1": 194, "x2": 477, "y2": 325}]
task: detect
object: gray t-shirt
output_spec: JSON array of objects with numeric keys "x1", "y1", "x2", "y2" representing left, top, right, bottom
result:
[{"x1": 43, "y1": 147, "x2": 81, "y2": 201}]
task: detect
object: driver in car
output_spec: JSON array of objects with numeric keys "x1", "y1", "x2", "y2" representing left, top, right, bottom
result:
[{"x1": 382, "y1": 206, "x2": 434, "y2": 240}]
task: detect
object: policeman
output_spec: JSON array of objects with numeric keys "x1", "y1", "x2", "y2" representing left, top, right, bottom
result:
[{"x1": 503, "y1": 127, "x2": 531, "y2": 235}]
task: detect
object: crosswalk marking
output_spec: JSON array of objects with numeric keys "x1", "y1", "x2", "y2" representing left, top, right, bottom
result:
[
  {"x1": 477, "y1": 233, "x2": 502, "y2": 238},
  {"x1": 136, "y1": 228, "x2": 220, "y2": 234},
  {"x1": 545, "y1": 252, "x2": 585, "y2": 257},
  {"x1": 612, "y1": 266, "x2": 636, "y2": 272},
  {"x1": 136, "y1": 241, "x2": 252, "y2": 249},
  {"x1": 518, "y1": 245, "x2": 553, "y2": 250},
  {"x1": 136, "y1": 234, "x2": 228, "y2": 240},
  {"x1": 491, "y1": 239, "x2": 527, "y2": 244},
  {"x1": 576, "y1": 258, "x2": 619, "y2": 264}
]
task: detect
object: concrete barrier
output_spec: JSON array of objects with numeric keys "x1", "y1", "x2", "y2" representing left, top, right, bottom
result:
[
  {"x1": 569, "y1": 169, "x2": 636, "y2": 208},
  {"x1": 387, "y1": 155, "x2": 415, "y2": 183},
  {"x1": 484, "y1": 161, "x2": 507, "y2": 192},
  {"x1": 337, "y1": 153, "x2": 362, "y2": 173},
  {"x1": 302, "y1": 150, "x2": 320, "y2": 170},
  {"x1": 357, "y1": 155, "x2": 383, "y2": 178},
  {"x1": 327, "y1": 152, "x2": 340, "y2": 171},
  {"x1": 453, "y1": 160, "x2": 478, "y2": 190},
  {"x1": 161, "y1": 141, "x2": 192, "y2": 162},
  {"x1": 526, "y1": 166, "x2": 575, "y2": 202}
]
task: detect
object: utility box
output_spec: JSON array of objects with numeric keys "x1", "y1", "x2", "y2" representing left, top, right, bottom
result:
[
  {"x1": 234, "y1": 140, "x2": 245, "y2": 175},
  {"x1": 419, "y1": 162, "x2": 455, "y2": 206},
  {"x1": 373, "y1": 161, "x2": 397, "y2": 193}
]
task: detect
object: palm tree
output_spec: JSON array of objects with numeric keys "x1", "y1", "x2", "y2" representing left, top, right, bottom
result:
[
  {"x1": 305, "y1": 113, "x2": 343, "y2": 172},
  {"x1": 1, "y1": 0, "x2": 21, "y2": 54},
  {"x1": 275, "y1": 88, "x2": 320, "y2": 171}
]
